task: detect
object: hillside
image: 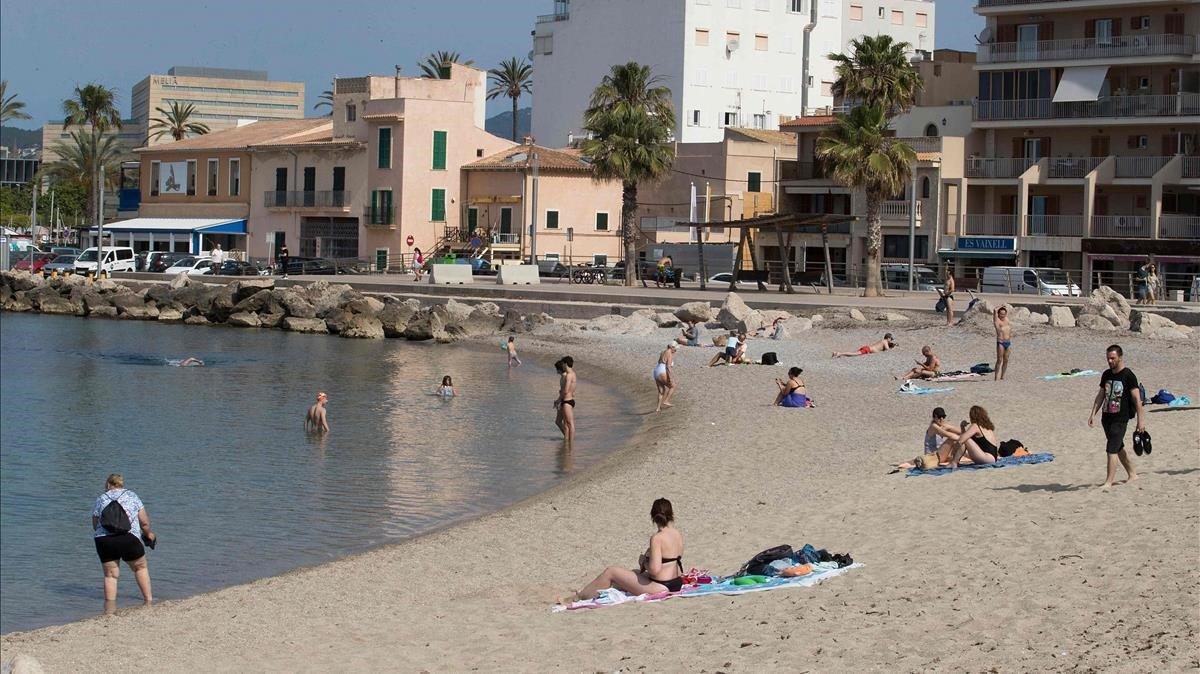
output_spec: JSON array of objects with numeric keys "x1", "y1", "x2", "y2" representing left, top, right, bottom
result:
[
  {"x1": 0, "y1": 126, "x2": 41, "y2": 150},
  {"x1": 484, "y1": 107, "x2": 531, "y2": 142}
]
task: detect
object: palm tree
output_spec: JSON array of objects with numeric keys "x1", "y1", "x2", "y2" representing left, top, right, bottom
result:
[
  {"x1": 313, "y1": 88, "x2": 334, "y2": 114},
  {"x1": 816, "y1": 105, "x2": 916, "y2": 297},
  {"x1": 148, "y1": 101, "x2": 210, "y2": 142},
  {"x1": 581, "y1": 62, "x2": 676, "y2": 287},
  {"x1": 828, "y1": 35, "x2": 922, "y2": 115},
  {"x1": 42, "y1": 131, "x2": 124, "y2": 225},
  {"x1": 1, "y1": 80, "x2": 31, "y2": 125},
  {"x1": 486, "y1": 58, "x2": 533, "y2": 141},
  {"x1": 63, "y1": 83, "x2": 122, "y2": 238},
  {"x1": 419, "y1": 51, "x2": 473, "y2": 79}
]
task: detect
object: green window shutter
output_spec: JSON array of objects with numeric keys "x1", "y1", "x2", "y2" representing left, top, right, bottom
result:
[
  {"x1": 747, "y1": 172, "x2": 762, "y2": 193},
  {"x1": 545, "y1": 210, "x2": 559, "y2": 229},
  {"x1": 378, "y1": 127, "x2": 392, "y2": 168},
  {"x1": 595, "y1": 212, "x2": 609, "y2": 230},
  {"x1": 431, "y1": 188, "x2": 446, "y2": 221},
  {"x1": 432, "y1": 130, "x2": 447, "y2": 170},
  {"x1": 467, "y1": 208, "x2": 478, "y2": 233}
]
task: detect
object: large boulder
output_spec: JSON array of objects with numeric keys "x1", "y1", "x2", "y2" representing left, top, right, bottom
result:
[
  {"x1": 584, "y1": 313, "x2": 657, "y2": 336},
  {"x1": 378, "y1": 301, "x2": 420, "y2": 337},
  {"x1": 323, "y1": 308, "x2": 354, "y2": 334},
  {"x1": 258, "y1": 312, "x2": 284, "y2": 329},
  {"x1": 91, "y1": 305, "x2": 119, "y2": 318},
  {"x1": 1146, "y1": 326, "x2": 1192, "y2": 341},
  {"x1": 9, "y1": 653, "x2": 46, "y2": 674},
  {"x1": 230, "y1": 278, "x2": 274, "y2": 304},
  {"x1": 3, "y1": 291, "x2": 32, "y2": 312},
  {"x1": 169, "y1": 273, "x2": 198, "y2": 289},
  {"x1": 119, "y1": 303, "x2": 160, "y2": 320},
  {"x1": 654, "y1": 312, "x2": 680, "y2": 328},
  {"x1": 1129, "y1": 310, "x2": 1191, "y2": 335},
  {"x1": 200, "y1": 285, "x2": 236, "y2": 323},
  {"x1": 304, "y1": 281, "x2": 359, "y2": 317},
  {"x1": 109, "y1": 292, "x2": 147, "y2": 312},
  {"x1": 1, "y1": 270, "x2": 45, "y2": 292},
  {"x1": 277, "y1": 288, "x2": 317, "y2": 318},
  {"x1": 674, "y1": 301, "x2": 715, "y2": 323},
  {"x1": 1080, "y1": 286, "x2": 1131, "y2": 328},
  {"x1": 848, "y1": 308, "x2": 867, "y2": 322},
  {"x1": 340, "y1": 314, "x2": 384, "y2": 339},
  {"x1": 460, "y1": 302, "x2": 505, "y2": 337},
  {"x1": 39, "y1": 294, "x2": 80, "y2": 315},
  {"x1": 25, "y1": 285, "x2": 64, "y2": 310},
  {"x1": 441, "y1": 298, "x2": 474, "y2": 325},
  {"x1": 500, "y1": 309, "x2": 528, "y2": 334},
  {"x1": 94, "y1": 278, "x2": 122, "y2": 293},
  {"x1": 282, "y1": 316, "x2": 327, "y2": 334},
  {"x1": 403, "y1": 310, "x2": 446, "y2": 341},
  {"x1": 717, "y1": 292, "x2": 765, "y2": 333},
  {"x1": 882, "y1": 312, "x2": 910, "y2": 323},
  {"x1": 345, "y1": 296, "x2": 385, "y2": 316},
  {"x1": 1026, "y1": 311, "x2": 1049, "y2": 324},
  {"x1": 233, "y1": 289, "x2": 285, "y2": 315},
  {"x1": 1077, "y1": 313, "x2": 1117, "y2": 331},
  {"x1": 157, "y1": 307, "x2": 184, "y2": 322},
  {"x1": 142, "y1": 284, "x2": 173, "y2": 306},
  {"x1": 1048, "y1": 305, "x2": 1076, "y2": 328},
  {"x1": 226, "y1": 311, "x2": 262, "y2": 328}
]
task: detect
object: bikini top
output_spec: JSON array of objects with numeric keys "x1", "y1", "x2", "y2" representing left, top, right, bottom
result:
[{"x1": 650, "y1": 555, "x2": 684, "y2": 582}]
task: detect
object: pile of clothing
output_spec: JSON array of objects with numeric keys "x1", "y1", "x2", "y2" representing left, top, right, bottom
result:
[{"x1": 737, "y1": 543, "x2": 854, "y2": 577}]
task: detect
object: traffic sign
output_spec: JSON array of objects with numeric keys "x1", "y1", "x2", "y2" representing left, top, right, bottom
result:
[
  {"x1": 406, "y1": 235, "x2": 415, "y2": 247},
  {"x1": 469, "y1": 236, "x2": 482, "y2": 248}
]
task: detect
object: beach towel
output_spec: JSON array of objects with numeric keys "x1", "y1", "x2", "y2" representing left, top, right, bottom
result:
[
  {"x1": 906, "y1": 452, "x2": 1054, "y2": 477},
  {"x1": 1037, "y1": 369, "x2": 1099, "y2": 381},
  {"x1": 928, "y1": 372, "x2": 984, "y2": 382},
  {"x1": 899, "y1": 381, "x2": 955, "y2": 395},
  {"x1": 1168, "y1": 396, "x2": 1192, "y2": 408}
]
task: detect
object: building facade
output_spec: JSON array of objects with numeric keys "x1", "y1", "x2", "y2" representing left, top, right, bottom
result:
[{"x1": 962, "y1": 0, "x2": 1199, "y2": 293}]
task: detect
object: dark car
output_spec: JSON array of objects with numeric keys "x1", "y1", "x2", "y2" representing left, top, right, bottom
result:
[
  {"x1": 14, "y1": 252, "x2": 56, "y2": 273},
  {"x1": 148, "y1": 253, "x2": 189, "y2": 273},
  {"x1": 218, "y1": 260, "x2": 266, "y2": 276},
  {"x1": 278, "y1": 257, "x2": 338, "y2": 275},
  {"x1": 608, "y1": 260, "x2": 657, "y2": 281}
]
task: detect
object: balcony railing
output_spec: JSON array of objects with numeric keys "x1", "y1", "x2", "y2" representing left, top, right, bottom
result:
[
  {"x1": 964, "y1": 214, "x2": 1020, "y2": 236},
  {"x1": 979, "y1": 33, "x2": 1195, "y2": 64},
  {"x1": 979, "y1": 0, "x2": 1091, "y2": 6},
  {"x1": 1114, "y1": 156, "x2": 1171, "y2": 178},
  {"x1": 493, "y1": 232, "x2": 519, "y2": 244},
  {"x1": 1160, "y1": 215, "x2": 1200, "y2": 239},
  {"x1": 1047, "y1": 156, "x2": 1105, "y2": 179},
  {"x1": 1182, "y1": 157, "x2": 1200, "y2": 179},
  {"x1": 974, "y1": 94, "x2": 1200, "y2": 122},
  {"x1": 1027, "y1": 214, "x2": 1084, "y2": 237},
  {"x1": 966, "y1": 157, "x2": 1035, "y2": 178},
  {"x1": 879, "y1": 200, "x2": 922, "y2": 219},
  {"x1": 536, "y1": 11, "x2": 569, "y2": 23},
  {"x1": 363, "y1": 206, "x2": 395, "y2": 226},
  {"x1": 786, "y1": 162, "x2": 832, "y2": 180},
  {"x1": 264, "y1": 190, "x2": 352, "y2": 209},
  {"x1": 900, "y1": 136, "x2": 943, "y2": 153},
  {"x1": 1091, "y1": 215, "x2": 1151, "y2": 238}
]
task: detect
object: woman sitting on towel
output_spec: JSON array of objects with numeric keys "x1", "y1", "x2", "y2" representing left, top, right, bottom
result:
[
  {"x1": 774, "y1": 367, "x2": 812, "y2": 408},
  {"x1": 949, "y1": 405, "x2": 1000, "y2": 468},
  {"x1": 562, "y1": 498, "x2": 685, "y2": 602}
]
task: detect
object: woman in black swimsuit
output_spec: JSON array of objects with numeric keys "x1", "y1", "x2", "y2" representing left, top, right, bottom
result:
[
  {"x1": 949, "y1": 405, "x2": 1000, "y2": 468},
  {"x1": 562, "y1": 498, "x2": 685, "y2": 602}
]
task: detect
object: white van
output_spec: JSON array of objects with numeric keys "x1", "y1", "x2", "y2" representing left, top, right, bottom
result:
[
  {"x1": 981, "y1": 266, "x2": 1081, "y2": 296},
  {"x1": 882, "y1": 264, "x2": 940, "y2": 291},
  {"x1": 74, "y1": 247, "x2": 137, "y2": 276}
]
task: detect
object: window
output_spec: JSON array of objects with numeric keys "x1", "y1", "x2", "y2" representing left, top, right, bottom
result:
[
  {"x1": 595, "y1": 212, "x2": 609, "y2": 231},
  {"x1": 779, "y1": 76, "x2": 794, "y2": 92},
  {"x1": 921, "y1": 176, "x2": 931, "y2": 199},
  {"x1": 695, "y1": 28, "x2": 710, "y2": 46},
  {"x1": 370, "y1": 189, "x2": 394, "y2": 223},
  {"x1": 694, "y1": 68, "x2": 709, "y2": 86},
  {"x1": 1128, "y1": 135, "x2": 1149, "y2": 149},
  {"x1": 186, "y1": 160, "x2": 196, "y2": 196},
  {"x1": 346, "y1": 103, "x2": 356, "y2": 122},
  {"x1": 752, "y1": 113, "x2": 766, "y2": 129},
  {"x1": 883, "y1": 235, "x2": 929, "y2": 259},
  {"x1": 849, "y1": 4, "x2": 862, "y2": 21},
  {"x1": 754, "y1": 0, "x2": 768, "y2": 10},
  {"x1": 534, "y1": 35, "x2": 553, "y2": 55},
  {"x1": 430, "y1": 188, "x2": 446, "y2": 221},
  {"x1": 878, "y1": 6, "x2": 885, "y2": 18},
  {"x1": 780, "y1": 34, "x2": 794, "y2": 53},
  {"x1": 821, "y1": 80, "x2": 834, "y2": 96},
  {"x1": 689, "y1": 109, "x2": 702, "y2": 126},
  {"x1": 721, "y1": 111, "x2": 739, "y2": 127},
  {"x1": 150, "y1": 161, "x2": 160, "y2": 196},
  {"x1": 1132, "y1": 16, "x2": 1150, "y2": 30},
  {"x1": 476, "y1": 148, "x2": 484, "y2": 157},
  {"x1": 755, "y1": 34, "x2": 768, "y2": 51},
  {"x1": 593, "y1": 254, "x2": 608, "y2": 266},
  {"x1": 891, "y1": 9, "x2": 903, "y2": 25},
  {"x1": 545, "y1": 210, "x2": 559, "y2": 229},
  {"x1": 1095, "y1": 18, "x2": 1113, "y2": 44},
  {"x1": 753, "y1": 74, "x2": 768, "y2": 91},
  {"x1": 747, "y1": 171, "x2": 762, "y2": 192},
  {"x1": 788, "y1": 0, "x2": 803, "y2": 12},
  {"x1": 924, "y1": 123, "x2": 938, "y2": 137},
  {"x1": 726, "y1": 0, "x2": 740, "y2": 7},
  {"x1": 726, "y1": 31, "x2": 740, "y2": 48},
  {"x1": 378, "y1": 127, "x2": 392, "y2": 168},
  {"x1": 915, "y1": 12, "x2": 927, "y2": 28},
  {"x1": 432, "y1": 130, "x2": 447, "y2": 170},
  {"x1": 228, "y1": 159, "x2": 240, "y2": 196},
  {"x1": 724, "y1": 70, "x2": 738, "y2": 88},
  {"x1": 1137, "y1": 76, "x2": 1150, "y2": 90},
  {"x1": 207, "y1": 159, "x2": 218, "y2": 196}
]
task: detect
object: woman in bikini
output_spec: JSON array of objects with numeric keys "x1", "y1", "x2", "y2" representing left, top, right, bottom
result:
[
  {"x1": 653, "y1": 344, "x2": 677, "y2": 413},
  {"x1": 553, "y1": 356, "x2": 576, "y2": 445},
  {"x1": 774, "y1": 367, "x2": 812, "y2": 408},
  {"x1": 562, "y1": 498, "x2": 685, "y2": 603},
  {"x1": 949, "y1": 405, "x2": 1000, "y2": 468}
]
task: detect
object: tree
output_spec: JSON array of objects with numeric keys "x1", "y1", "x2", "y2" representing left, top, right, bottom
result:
[
  {"x1": 149, "y1": 101, "x2": 210, "y2": 142},
  {"x1": 486, "y1": 58, "x2": 533, "y2": 141},
  {"x1": 62, "y1": 83, "x2": 122, "y2": 230},
  {"x1": 313, "y1": 88, "x2": 334, "y2": 114},
  {"x1": 581, "y1": 62, "x2": 676, "y2": 287},
  {"x1": 1, "y1": 80, "x2": 31, "y2": 125},
  {"x1": 419, "y1": 51, "x2": 473, "y2": 79},
  {"x1": 42, "y1": 131, "x2": 124, "y2": 225},
  {"x1": 828, "y1": 35, "x2": 922, "y2": 115},
  {"x1": 816, "y1": 105, "x2": 916, "y2": 297}
]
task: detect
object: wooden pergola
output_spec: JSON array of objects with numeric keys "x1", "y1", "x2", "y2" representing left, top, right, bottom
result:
[{"x1": 677, "y1": 212, "x2": 859, "y2": 293}]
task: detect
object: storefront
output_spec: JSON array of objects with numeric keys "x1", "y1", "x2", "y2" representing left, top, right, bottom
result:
[
  {"x1": 1082, "y1": 238, "x2": 1200, "y2": 298},
  {"x1": 937, "y1": 236, "x2": 1019, "y2": 277},
  {"x1": 89, "y1": 218, "x2": 248, "y2": 255}
]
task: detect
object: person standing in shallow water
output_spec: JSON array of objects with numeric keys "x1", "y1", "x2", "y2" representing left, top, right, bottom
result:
[
  {"x1": 554, "y1": 356, "x2": 576, "y2": 446},
  {"x1": 92, "y1": 473, "x2": 155, "y2": 607},
  {"x1": 306, "y1": 392, "x2": 329, "y2": 433}
]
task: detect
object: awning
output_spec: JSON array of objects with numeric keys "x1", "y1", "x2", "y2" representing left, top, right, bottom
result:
[
  {"x1": 1052, "y1": 66, "x2": 1109, "y2": 103},
  {"x1": 937, "y1": 248, "x2": 1019, "y2": 259},
  {"x1": 88, "y1": 218, "x2": 247, "y2": 234}
]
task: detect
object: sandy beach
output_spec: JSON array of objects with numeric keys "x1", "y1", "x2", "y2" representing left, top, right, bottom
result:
[{"x1": 2, "y1": 309, "x2": 1198, "y2": 672}]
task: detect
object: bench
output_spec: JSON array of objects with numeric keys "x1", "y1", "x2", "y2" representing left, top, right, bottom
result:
[
  {"x1": 496, "y1": 264, "x2": 540, "y2": 285},
  {"x1": 429, "y1": 264, "x2": 474, "y2": 285}
]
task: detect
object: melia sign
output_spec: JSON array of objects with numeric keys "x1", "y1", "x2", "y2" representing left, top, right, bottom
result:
[{"x1": 957, "y1": 236, "x2": 1016, "y2": 251}]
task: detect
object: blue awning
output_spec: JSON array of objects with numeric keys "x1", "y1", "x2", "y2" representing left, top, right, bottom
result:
[
  {"x1": 937, "y1": 248, "x2": 1019, "y2": 259},
  {"x1": 88, "y1": 218, "x2": 247, "y2": 234}
]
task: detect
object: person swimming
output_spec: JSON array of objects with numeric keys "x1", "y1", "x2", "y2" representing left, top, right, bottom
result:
[
  {"x1": 435, "y1": 375, "x2": 457, "y2": 397},
  {"x1": 168, "y1": 357, "x2": 204, "y2": 367}
]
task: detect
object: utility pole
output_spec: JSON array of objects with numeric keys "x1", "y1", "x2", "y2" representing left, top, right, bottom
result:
[
  {"x1": 908, "y1": 170, "x2": 918, "y2": 291},
  {"x1": 529, "y1": 150, "x2": 539, "y2": 264},
  {"x1": 700, "y1": 182, "x2": 711, "y2": 290}
]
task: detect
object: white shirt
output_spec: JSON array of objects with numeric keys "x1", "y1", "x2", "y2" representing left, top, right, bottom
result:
[
  {"x1": 210, "y1": 248, "x2": 226, "y2": 264},
  {"x1": 92, "y1": 489, "x2": 144, "y2": 539}
]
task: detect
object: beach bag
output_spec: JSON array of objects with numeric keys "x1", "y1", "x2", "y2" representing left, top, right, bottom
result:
[
  {"x1": 934, "y1": 296, "x2": 947, "y2": 313},
  {"x1": 970, "y1": 362, "x2": 994, "y2": 374},
  {"x1": 761, "y1": 352, "x2": 779, "y2": 366},
  {"x1": 1151, "y1": 389, "x2": 1175, "y2": 405},
  {"x1": 99, "y1": 492, "x2": 131, "y2": 535},
  {"x1": 998, "y1": 439, "x2": 1024, "y2": 458},
  {"x1": 737, "y1": 545, "x2": 794, "y2": 577}
]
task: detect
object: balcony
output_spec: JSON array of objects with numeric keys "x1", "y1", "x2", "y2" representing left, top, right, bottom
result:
[
  {"x1": 974, "y1": 94, "x2": 1200, "y2": 122},
  {"x1": 784, "y1": 162, "x2": 833, "y2": 180},
  {"x1": 493, "y1": 232, "x2": 519, "y2": 244},
  {"x1": 1027, "y1": 214, "x2": 1084, "y2": 237},
  {"x1": 1046, "y1": 156, "x2": 1105, "y2": 179},
  {"x1": 264, "y1": 190, "x2": 352, "y2": 209},
  {"x1": 1182, "y1": 157, "x2": 1200, "y2": 179},
  {"x1": 879, "y1": 200, "x2": 922, "y2": 221},
  {"x1": 966, "y1": 157, "x2": 1035, "y2": 178},
  {"x1": 963, "y1": 214, "x2": 1020, "y2": 236},
  {"x1": 1091, "y1": 215, "x2": 1151, "y2": 238},
  {"x1": 363, "y1": 206, "x2": 395, "y2": 227},
  {"x1": 979, "y1": 33, "x2": 1195, "y2": 64},
  {"x1": 1160, "y1": 215, "x2": 1200, "y2": 239},
  {"x1": 1114, "y1": 156, "x2": 1172, "y2": 178},
  {"x1": 536, "y1": 11, "x2": 569, "y2": 23}
]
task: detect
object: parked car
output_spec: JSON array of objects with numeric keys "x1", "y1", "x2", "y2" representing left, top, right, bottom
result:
[
  {"x1": 536, "y1": 259, "x2": 569, "y2": 278},
  {"x1": 217, "y1": 260, "x2": 267, "y2": 276},
  {"x1": 147, "y1": 252, "x2": 188, "y2": 273},
  {"x1": 51, "y1": 247, "x2": 81, "y2": 257},
  {"x1": 608, "y1": 260, "x2": 658, "y2": 281},
  {"x1": 164, "y1": 256, "x2": 213, "y2": 275},
  {"x1": 42, "y1": 255, "x2": 77, "y2": 275},
  {"x1": 881, "y1": 264, "x2": 940, "y2": 291},
  {"x1": 14, "y1": 252, "x2": 57, "y2": 273},
  {"x1": 981, "y1": 266, "x2": 1080, "y2": 296},
  {"x1": 74, "y1": 246, "x2": 137, "y2": 276},
  {"x1": 277, "y1": 257, "x2": 338, "y2": 275},
  {"x1": 706, "y1": 272, "x2": 745, "y2": 288}
]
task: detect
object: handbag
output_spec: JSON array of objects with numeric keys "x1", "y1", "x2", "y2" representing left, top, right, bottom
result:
[{"x1": 934, "y1": 296, "x2": 947, "y2": 313}]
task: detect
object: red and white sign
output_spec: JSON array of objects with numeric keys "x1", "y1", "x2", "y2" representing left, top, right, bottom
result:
[{"x1": 406, "y1": 235, "x2": 415, "y2": 247}]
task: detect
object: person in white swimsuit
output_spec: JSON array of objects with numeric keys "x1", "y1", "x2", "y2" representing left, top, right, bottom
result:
[{"x1": 654, "y1": 343, "x2": 677, "y2": 413}]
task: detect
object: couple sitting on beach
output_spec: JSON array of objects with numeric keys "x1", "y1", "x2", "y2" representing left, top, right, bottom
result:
[
  {"x1": 708, "y1": 331, "x2": 748, "y2": 366},
  {"x1": 903, "y1": 406, "x2": 1026, "y2": 470}
]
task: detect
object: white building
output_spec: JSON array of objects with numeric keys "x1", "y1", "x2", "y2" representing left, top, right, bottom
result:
[{"x1": 531, "y1": 0, "x2": 935, "y2": 145}]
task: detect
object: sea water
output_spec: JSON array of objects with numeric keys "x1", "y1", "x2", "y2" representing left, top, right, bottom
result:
[{"x1": 0, "y1": 313, "x2": 636, "y2": 633}]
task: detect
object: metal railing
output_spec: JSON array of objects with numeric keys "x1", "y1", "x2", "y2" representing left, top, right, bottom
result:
[
  {"x1": 785, "y1": 162, "x2": 833, "y2": 180},
  {"x1": 1026, "y1": 214, "x2": 1084, "y2": 237},
  {"x1": 334, "y1": 77, "x2": 368, "y2": 94},
  {"x1": 363, "y1": 206, "x2": 395, "y2": 226},
  {"x1": 1092, "y1": 215, "x2": 1152, "y2": 238},
  {"x1": 493, "y1": 232, "x2": 519, "y2": 244},
  {"x1": 879, "y1": 200, "x2": 922, "y2": 219},
  {"x1": 979, "y1": 0, "x2": 1093, "y2": 6},
  {"x1": 974, "y1": 94, "x2": 1199, "y2": 122},
  {"x1": 263, "y1": 190, "x2": 352, "y2": 208},
  {"x1": 1114, "y1": 156, "x2": 1171, "y2": 178},
  {"x1": 1160, "y1": 215, "x2": 1200, "y2": 239},
  {"x1": 1047, "y1": 156, "x2": 1105, "y2": 179},
  {"x1": 1183, "y1": 157, "x2": 1200, "y2": 179},
  {"x1": 962, "y1": 214, "x2": 1020, "y2": 236},
  {"x1": 966, "y1": 156, "x2": 1035, "y2": 178},
  {"x1": 980, "y1": 33, "x2": 1195, "y2": 64},
  {"x1": 901, "y1": 136, "x2": 943, "y2": 153}
]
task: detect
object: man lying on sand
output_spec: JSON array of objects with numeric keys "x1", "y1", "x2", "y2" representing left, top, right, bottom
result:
[
  {"x1": 896, "y1": 346, "x2": 940, "y2": 381},
  {"x1": 832, "y1": 333, "x2": 896, "y2": 358}
]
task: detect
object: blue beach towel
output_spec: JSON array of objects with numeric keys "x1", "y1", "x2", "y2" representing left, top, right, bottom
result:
[
  {"x1": 677, "y1": 564, "x2": 862, "y2": 599},
  {"x1": 906, "y1": 452, "x2": 1055, "y2": 477},
  {"x1": 898, "y1": 382, "x2": 955, "y2": 395},
  {"x1": 1037, "y1": 369, "x2": 1099, "y2": 381},
  {"x1": 1168, "y1": 396, "x2": 1192, "y2": 407}
]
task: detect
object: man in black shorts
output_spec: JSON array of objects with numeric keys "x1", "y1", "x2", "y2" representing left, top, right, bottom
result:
[{"x1": 1088, "y1": 344, "x2": 1146, "y2": 490}]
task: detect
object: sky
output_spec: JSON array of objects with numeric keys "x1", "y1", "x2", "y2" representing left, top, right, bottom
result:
[{"x1": 1, "y1": 0, "x2": 983, "y2": 128}]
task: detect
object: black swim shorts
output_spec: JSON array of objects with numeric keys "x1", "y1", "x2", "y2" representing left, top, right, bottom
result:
[
  {"x1": 95, "y1": 533, "x2": 145, "y2": 563},
  {"x1": 1101, "y1": 417, "x2": 1128, "y2": 455}
]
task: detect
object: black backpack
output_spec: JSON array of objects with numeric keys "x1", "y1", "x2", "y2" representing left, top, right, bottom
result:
[
  {"x1": 99, "y1": 491, "x2": 132, "y2": 535},
  {"x1": 761, "y1": 352, "x2": 779, "y2": 366},
  {"x1": 736, "y1": 545, "x2": 794, "y2": 577}
]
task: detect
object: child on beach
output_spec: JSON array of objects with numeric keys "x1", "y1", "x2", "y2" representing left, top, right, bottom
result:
[
  {"x1": 436, "y1": 375, "x2": 457, "y2": 397},
  {"x1": 506, "y1": 336, "x2": 522, "y2": 367},
  {"x1": 708, "y1": 331, "x2": 741, "y2": 367}
]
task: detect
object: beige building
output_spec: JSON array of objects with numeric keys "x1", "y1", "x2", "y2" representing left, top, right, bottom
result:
[
  {"x1": 132, "y1": 67, "x2": 305, "y2": 145},
  {"x1": 40, "y1": 120, "x2": 147, "y2": 163},
  {"x1": 967, "y1": 0, "x2": 1199, "y2": 292}
]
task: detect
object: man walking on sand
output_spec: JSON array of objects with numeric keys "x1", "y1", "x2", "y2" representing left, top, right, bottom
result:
[
  {"x1": 554, "y1": 356, "x2": 576, "y2": 446},
  {"x1": 994, "y1": 306, "x2": 1013, "y2": 380},
  {"x1": 306, "y1": 392, "x2": 329, "y2": 434},
  {"x1": 833, "y1": 333, "x2": 896, "y2": 358},
  {"x1": 1088, "y1": 345, "x2": 1145, "y2": 490}
]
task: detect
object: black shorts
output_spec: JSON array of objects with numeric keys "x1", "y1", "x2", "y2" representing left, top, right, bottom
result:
[
  {"x1": 1102, "y1": 417, "x2": 1128, "y2": 455},
  {"x1": 95, "y1": 533, "x2": 145, "y2": 563}
]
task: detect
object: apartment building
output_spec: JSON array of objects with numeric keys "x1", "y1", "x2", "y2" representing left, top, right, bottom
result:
[
  {"x1": 843, "y1": 1, "x2": 934, "y2": 55},
  {"x1": 132, "y1": 67, "x2": 305, "y2": 145},
  {"x1": 962, "y1": 0, "x2": 1199, "y2": 292}
]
